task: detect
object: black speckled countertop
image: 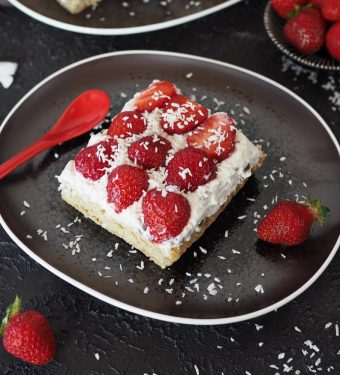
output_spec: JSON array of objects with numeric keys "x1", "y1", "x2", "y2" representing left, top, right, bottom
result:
[{"x1": 0, "y1": 1, "x2": 340, "y2": 374}]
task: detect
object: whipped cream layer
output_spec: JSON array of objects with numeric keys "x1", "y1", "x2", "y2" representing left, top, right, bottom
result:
[{"x1": 59, "y1": 95, "x2": 261, "y2": 254}]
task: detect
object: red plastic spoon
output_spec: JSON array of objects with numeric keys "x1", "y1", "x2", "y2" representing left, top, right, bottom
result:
[{"x1": 0, "y1": 90, "x2": 110, "y2": 180}]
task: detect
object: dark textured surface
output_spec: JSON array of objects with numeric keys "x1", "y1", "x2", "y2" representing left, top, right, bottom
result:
[{"x1": 0, "y1": 0, "x2": 340, "y2": 373}]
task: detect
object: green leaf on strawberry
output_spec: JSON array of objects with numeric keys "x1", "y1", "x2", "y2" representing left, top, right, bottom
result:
[{"x1": 0, "y1": 295, "x2": 21, "y2": 336}]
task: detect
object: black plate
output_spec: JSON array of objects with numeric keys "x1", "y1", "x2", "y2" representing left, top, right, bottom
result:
[
  {"x1": 264, "y1": 2, "x2": 340, "y2": 72},
  {"x1": 8, "y1": 0, "x2": 242, "y2": 35},
  {"x1": 0, "y1": 51, "x2": 339, "y2": 324}
]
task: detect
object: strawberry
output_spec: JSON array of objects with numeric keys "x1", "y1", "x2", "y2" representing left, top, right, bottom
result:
[
  {"x1": 107, "y1": 111, "x2": 146, "y2": 139},
  {"x1": 142, "y1": 189, "x2": 191, "y2": 243},
  {"x1": 284, "y1": 8, "x2": 326, "y2": 55},
  {"x1": 326, "y1": 22, "x2": 340, "y2": 61},
  {"x1": 257, "y1": 200, "x2": 329, "y2": 246},
  {"x1": 107, "y1": 165, "x2": 149, "y2": 213},
  {"x1": 128, "y1": 135, "x2": 172, "y2": 170},
  {"x1": 322, "y1": 0, "x2": 340, "y2": 21},
  {"x1": 166, "y1": 147, "x2": 216, "y2": 192},
  {"x1": 310, "y1": 0, "x2": 323, "y2": 8},
  {"x1": 271, "y1": 0, "x2": 308, "y2": 19},
  {"x1": 1, "y1": 296, "x2": 56, "y2": 366},
  {"x1": 134, "y1": 81, "x2": 176, "y2": 112},
  {"x1": 187, "y1": 113, "x2": 236, "y2": 162},
  {"x1": 161, "y1": 95, "x2": 208, "y2": 135},
  {"x1": 75, "y1": 139, "x2": 117, "y2": 181}
]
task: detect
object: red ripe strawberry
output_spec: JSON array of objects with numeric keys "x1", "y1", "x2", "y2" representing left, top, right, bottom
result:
[
  {"x1": 142, "y1": 189, "x2": 191, "y2": 243},
  {"x1": 75, "y1": 139, "x2": 117, "y2": 181},
  {"x1": 257, "y1": 200, "x2": 329, "y2": 246},
  {"x1": 326, "y1": 22, "x2": 340, "y2": 61},
  {"x1": 107, "y1": 165, "x2": 149, "y2": 213},
  {"x1": 187, "y1": 113, "x2": 236, "y2": 162},
  {"x1": 284, "y1": 8, "x2": 326, "y2": 55},
  {"x1": 128, "y1": 135, "x2": 172, "y2": 170},
  {"x1": 107, "y1": 111, "x2": 146, "y2": 139},
  {"x1": 271, "y1": 0, "x2": 308, "y2": 19},
  {"x1": 161, "y1": 95, "x2": 208, "y2": 135},
  {"x1": 134, "y1": 81, "x2": 176, "y2": 112},
  {"x1": 166, "y1": 147, "x2": 216, "y2": 192},
  {"x1": 1, "y1": 296, "x2": 56, "y2": 366},
  {"x1": 322, "y1": 0, "x2": 340, "y2": 21}
]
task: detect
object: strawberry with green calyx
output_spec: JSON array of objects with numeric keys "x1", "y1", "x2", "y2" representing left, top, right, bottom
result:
[
  {"x1": 284, "y1": 6, "x2": 326, "y2": 55},
  {"x1": 286, "y1": 2, "x2": 311, "y2": 18},
  {"x1": 257, "y1": 199, "x2": 329, "y2": 246},
  {"x1": 1, "y1": 296, "x2": 56, "y2": 366},
  {"x1": 271, "y1": 0, "x2": 308, "y2": 19}
]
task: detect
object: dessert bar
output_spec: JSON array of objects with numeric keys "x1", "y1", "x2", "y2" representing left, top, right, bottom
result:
[{"x1": 59, "y1": 81, "x2": 266, "y2": 268}]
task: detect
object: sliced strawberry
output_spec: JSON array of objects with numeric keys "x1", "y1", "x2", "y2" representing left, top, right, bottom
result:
[
  {"x1": 107, "y1": 111, "x2": 147, "y2": 139},
  {"x1": 75, "y1": 139, "x2": 117, "y2": 181},
  {"x1": 128, "y1": 135, "x2": 172, "y2": 170},
  {"x1": 166, "y1": 147, "x2": 216, "y2": 192},
  {"x1": 187, "y1": 113, "x2": 236, "y2": 162},
  {"x1": 107, "y1": 165, "x2": 149, "y2": 213},
  {"x1": 142, "y1": 189, "x2": 191, "y2": 243},
  {"x1": 161, "y1": 95, "x2": 208, "y2": 135},
  {"x1": 134, "y1": 81, "x2": 176, "y2": 112}
]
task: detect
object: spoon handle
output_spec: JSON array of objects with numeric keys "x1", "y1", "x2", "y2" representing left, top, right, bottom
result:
[{"x1": 0, "y1": 137, "x2": 54, "y2": 180}]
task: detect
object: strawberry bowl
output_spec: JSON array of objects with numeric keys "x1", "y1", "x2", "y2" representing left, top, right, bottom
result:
[{"x1": 264, "y1": 2, "x2": 340, "y2": 71}]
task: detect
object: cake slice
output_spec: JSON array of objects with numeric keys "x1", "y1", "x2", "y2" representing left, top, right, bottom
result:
[
  {"x1": 56, "y1": 0, "x2": 102, "y2": 14},
  {"x1": 59, "y1": 81, "x2": 266, "y2": 268}
]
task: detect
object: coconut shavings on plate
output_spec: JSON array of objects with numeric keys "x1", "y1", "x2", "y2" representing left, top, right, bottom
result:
[
  {"x1": 281, "y1": 56, "x2": 340, "y2": 113},
  {"x1": 0, "y1": 62, "x2": 18, "y2": 89}
]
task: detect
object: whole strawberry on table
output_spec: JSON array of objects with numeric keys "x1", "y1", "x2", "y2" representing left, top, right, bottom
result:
[
  {"x1": 271, "y1": 0, "x2": 340, "y2": 61},
  {"x1": 0, "y1": 296, "x2": 56, "y2": 366}
]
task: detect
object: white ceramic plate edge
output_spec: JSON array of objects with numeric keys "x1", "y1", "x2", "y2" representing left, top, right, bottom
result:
[
  {"x1": 1, "y1": 50, "x2": 339, "y2": 325},
  {"x1": 8, "y1": 0, "x2": 243, "y2": 35}
]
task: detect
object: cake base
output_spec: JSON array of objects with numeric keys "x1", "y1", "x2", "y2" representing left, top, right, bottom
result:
[{"x1": 60, "y1": 150, "x2": 266, "y2": 268}]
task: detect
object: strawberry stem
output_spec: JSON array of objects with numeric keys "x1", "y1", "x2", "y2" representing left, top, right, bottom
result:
[
  {"x1": 287, "y1": 4, "x2": 301, "y2": 19},
  {"x1": 0, "y1": 296, "x2": 22, "y2": 336},
  {"x1": 287, "y1": 3, "x2": 313, "y2": 19},
  {"x1": 306, "y1": 200, "x2": 330, "y2": 226}
]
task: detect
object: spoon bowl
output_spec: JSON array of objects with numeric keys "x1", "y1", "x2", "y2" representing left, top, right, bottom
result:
[
  {"x1": 0, "y1": 89, "x2": 111, "y2": 179},
  {"x1": 46, "y1": 89, "x2": 111, "y2": 141}
]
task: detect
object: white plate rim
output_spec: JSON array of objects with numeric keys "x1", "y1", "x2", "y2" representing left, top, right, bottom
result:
[
  {"x1": 7, "y1": 0, "x2": 243, "y2": 35},
  {"x1": 1, "y1": 50, "x2": 339, "y2": 325}
]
